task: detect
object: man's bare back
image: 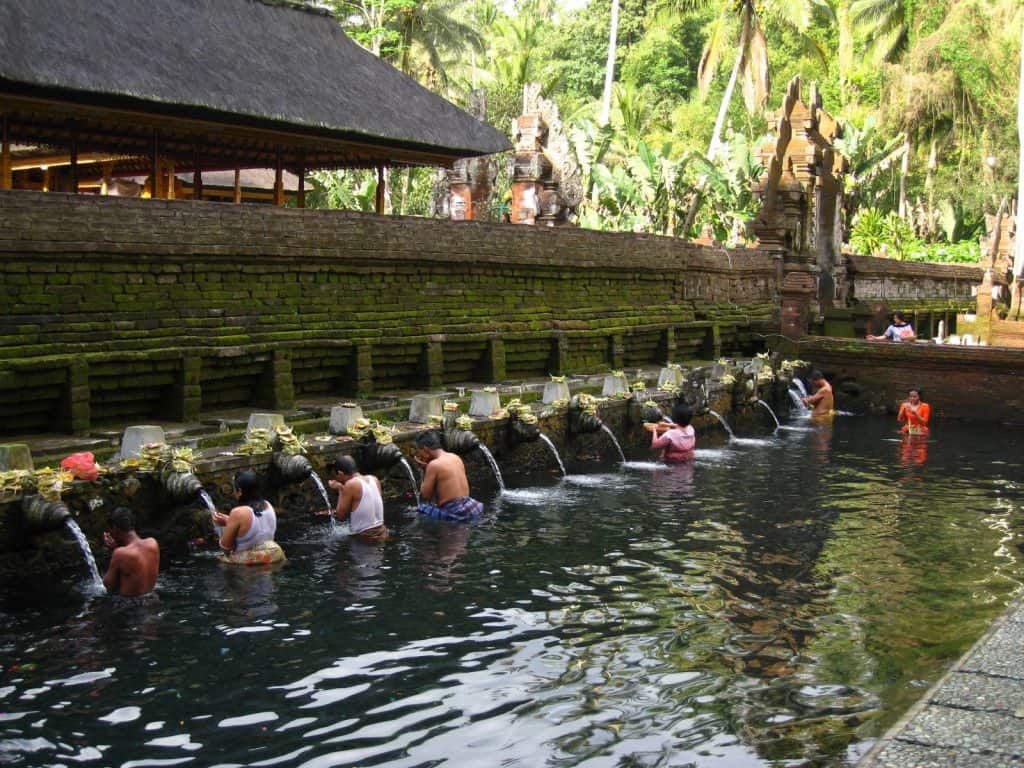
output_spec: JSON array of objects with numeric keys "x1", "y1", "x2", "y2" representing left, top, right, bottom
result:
[
  {"x1": 104, "y1": 537, "x2": 159, "y2": 597},
  {"x1": 419, "y1": 449, "x2": 471, "y2": 506},
  {"x1": 804, "y1": 376, "x2": 834, "y2": 416}
]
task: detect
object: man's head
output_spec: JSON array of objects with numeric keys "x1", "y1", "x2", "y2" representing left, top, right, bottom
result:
[
  {"x1": 809, "y1": 370, "x2": 825, "y2": 383},
  {"x1": 107, "y1": 506, "x2": 135, "y2": 544},
  {"x1": 893, "y1": 312, "x2": 906, "y2": 324},
  {"x1": 331, "y1": 455, "x2": 359, "y2": 482},
  {"x1": 414, "y1": 430, "x2": 443, "y2": 463}
]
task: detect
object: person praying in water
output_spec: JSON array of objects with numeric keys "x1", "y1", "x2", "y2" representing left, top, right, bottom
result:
[
  {"x1": 801, "y1": 370, "x2": 834, "y2": 417},
  {"x1": 644, "y1": 402, "x2": 696, "y2": 464},
  {"x1": 897, "y1": 387, "x2": 930, "y2": 436}
]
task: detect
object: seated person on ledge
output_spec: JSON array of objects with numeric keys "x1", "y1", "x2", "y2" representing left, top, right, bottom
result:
[
  {"x1": 103, "y1": 506, "x2": 159, "y2": 597},
  {"x1": 897, "y1": 387, "x2": 930, "y2": 436},
  {"x1": 802, "y1": 370, "x2": 834, "y2": 417},
  {"x1": 212, "y1": 470, "x2": 285, "y2": 565},
  {"x1": 414, "y1": 430, "x2": 484, "y2": 522},
  {"x1": 644, "y1": 402, "x2": 696, "y2": 464},
  {"x1": 319, "y1": 455, "x2": 389, "y2": 543},
  {"x1": 866, "y1": 311, "x2": 916, "y2": 342}
]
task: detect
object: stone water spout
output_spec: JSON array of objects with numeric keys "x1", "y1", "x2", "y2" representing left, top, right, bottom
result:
[
  {"x1": 506, "y1": 399, "x2": 541, "y2": 444},
  {"x1": 441, "y1": 428, "x2": 481, "y2": 456},
  {"x1": 273, "y1": 453, "x2": 314, "y2": 485},
  {"x1": 159, "y1": 465, "x2": 205, "y2": 503},
  {"x1": 567, "y1": 395, "x2": 603, "y2": 436},
  {"x1": 21, "y1": 495, "x2": 71, "y2": 533},
  {"x1": 361, "y1": 441, "x2": 405, "y2": 472}
]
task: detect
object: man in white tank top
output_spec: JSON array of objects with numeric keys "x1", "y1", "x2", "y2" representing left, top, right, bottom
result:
[{"x1": 322, "y1": 455, "x2": 388, "y2": 543}]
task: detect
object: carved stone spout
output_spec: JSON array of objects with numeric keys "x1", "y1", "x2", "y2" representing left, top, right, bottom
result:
[
  {"x1": 567, "y1": 396, "x2": 603, "y2": 436},
  {"x1": 509, "y1": 418, "x2": 541, "y2": 444},
  {"x1": 22, "y1": 495, "x2": 71, "y2": 534},
  {"x1": 160, "y1": 466, "x2": 204, "y2": 503},
  {"x1": 441, "y1": 429, "x2": 481, "y2": 456},
  {"x1": 361, "y1": 441, "x2": 404, "y2": 472},
  {"x1": 274, "y1": 453, "x2": 313, "y2": 485}
]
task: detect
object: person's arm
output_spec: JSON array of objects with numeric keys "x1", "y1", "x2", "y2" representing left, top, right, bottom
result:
[
  {"x1": 918, "y1": 403, "x2": 930, "y2": 425},
  {"x1": 804, "y1": 389, "x2": 826, "y2": 406},
  {"x1": 334, "y1": 480, "x2": 360, "y2": 521},
  {"x1": 219, "y1": 506, "x2": 246, "y2": 553},
  {"x1": 897, "y1": 403, "x2": 909, "y2": 423},
  {"x1": 651, "y1": 431, "x2": 672, "y2": 450},
  {"x1": 420, "y1": 461, "x2": 437, "y2": 503},
  {"x1": 103, "y1": 547, "x2": 123, "y2": 594}
]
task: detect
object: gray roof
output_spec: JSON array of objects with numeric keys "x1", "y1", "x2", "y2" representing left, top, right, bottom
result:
[{"x1": 0, "y1": 0, "x2": 510, "y2": 159}]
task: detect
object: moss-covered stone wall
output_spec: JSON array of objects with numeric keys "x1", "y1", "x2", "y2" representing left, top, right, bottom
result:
[{"x1": 0, "y1": 191, "x2": 779, "y2": 434}]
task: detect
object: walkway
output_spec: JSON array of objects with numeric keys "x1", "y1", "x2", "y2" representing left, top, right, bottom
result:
[{"x1": 858, "y1": 596, "x2": 1024, "y2": 767}]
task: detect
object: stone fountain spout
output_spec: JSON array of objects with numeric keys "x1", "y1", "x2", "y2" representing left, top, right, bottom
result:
[
  {"x1": 22, "y1": 495, "x2": 71, "y2": 534},
  {"x1": 273, "y1": 453, "x2": 314, "y2": 485},
  {"x1": 159, "y1": 465, "x2": 204, "y2": 503},
  {"x1": 567, "y1": 396, "x2": 603, "y2": 436},
  {"x1": 509, "y1": 418, "x2": 541, "y2": 444},
  {"x1": 361, "y1": 441, "x2": 404, "y2": 472},
  {"x1": 441, "y1": 428, "x2": 481, "y2": 456}
]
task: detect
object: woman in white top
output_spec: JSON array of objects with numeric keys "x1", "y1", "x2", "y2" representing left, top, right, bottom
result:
[
  {"x1": 321, "y1": 455, "x2": 388, "y2": 544},
  {"x1": 212, "y1": 470, "x2": 285, "y2": 565}
]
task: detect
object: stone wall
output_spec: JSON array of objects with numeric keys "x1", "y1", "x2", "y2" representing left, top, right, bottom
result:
[
  {"x1": 0, "y1": 190, "x2": 779, "y2": 435},
  {"x1": 792, "y1": 337, "x2": 1024, "y2": 423}
]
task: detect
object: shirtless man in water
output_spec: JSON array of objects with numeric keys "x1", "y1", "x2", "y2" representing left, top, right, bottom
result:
[
  {"x1": 102, "y1": 507, "x2": 159, "y2": 596},
  {"x1": 414, "y1": 430, "x2": 484, "y2": 522},
  {"x1": 802, "y1": 370, "x2": 834, "y2": 417}
]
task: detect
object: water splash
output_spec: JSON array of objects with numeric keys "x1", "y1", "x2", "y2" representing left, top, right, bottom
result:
[
  {"x1": 707, "y1": 409, "x2": 735, "y2": 439},
  {"x1": 538, "y1": 434, "x2": 567, "y2": 477},
  {"x1": 791, "y1": 378, "x2": 809, "y2": 398},
  {"x1": 477, "y1": 444, "x2": 506, "y2": 492},
  {"x1": 309, "y1": 474, "x2": 336, "y2": 533},
  {"x1": 64, "y1": 519, "x2": 104, "y2": 593},
  {"x1": 198, "y1": 490, "x2": 216, "y2": 513},
  {"x1": 398, "y1": 457, "x2": 421, "y2": 506},
  {"x1": 788, "y1": 386, "x2": 812, "y2": 418},
  {"x1": 756, "y1": 399, "x2": 781, "y2": 431},
  {"x1": 600, "y1": 423, "x2": 626, "y2": 464}
]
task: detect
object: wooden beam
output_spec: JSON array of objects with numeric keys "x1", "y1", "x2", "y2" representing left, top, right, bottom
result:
[
  {"x1": 100, "y1": 161, "x2": 113, "y2": 195},
  {"x1": 375, "y1": 165, "x2": 385, "y2": 214},
  {"x1": 233, "y1": 167, "x2": 241, "y2": 204},
  {"x1": 297, "y1": 161, "x2": 305, "y2": 209},
  {"x1": 0, "y1": 114, "x2": 10, "y2": 190},
  {"x1": 274, "y1": 148, "x2": 284, "y2": 206}
]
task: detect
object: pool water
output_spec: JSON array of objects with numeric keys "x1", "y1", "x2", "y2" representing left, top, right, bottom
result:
[{"x1": 2, "y1": 416, "x2": 1022, "y2": 767}]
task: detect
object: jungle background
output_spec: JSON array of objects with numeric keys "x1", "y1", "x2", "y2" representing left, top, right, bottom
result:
[{"x1": 304, "y1": 0, "x2": 1022, "y2": 264}]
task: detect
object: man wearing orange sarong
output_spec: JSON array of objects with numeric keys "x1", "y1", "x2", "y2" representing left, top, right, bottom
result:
[{"x1": 897, "y1": 388, "x2": 930, "y2": 435}]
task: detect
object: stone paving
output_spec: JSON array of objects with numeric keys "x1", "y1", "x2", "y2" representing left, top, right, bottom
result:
[{"x1": 858, "y1": 597, "x2": 1024, "y2": 767}]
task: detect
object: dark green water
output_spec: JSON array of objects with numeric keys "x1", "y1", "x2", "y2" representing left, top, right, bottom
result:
[{"x1": 2, "y1": 416, "x2": 1022, "y2": 767}]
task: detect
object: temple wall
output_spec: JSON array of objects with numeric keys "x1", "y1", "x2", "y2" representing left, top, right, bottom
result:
[
  {"x1": 0, "y1": 190, "x2": 778, "y2": 435},
  {"x1": 792, "y1": 337, "x2": 1024, "y2": 423}
]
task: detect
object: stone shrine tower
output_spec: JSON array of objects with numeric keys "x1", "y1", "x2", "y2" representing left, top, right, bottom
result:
[
  {"x1": 752, "y1": 77, "x2": 849, "y2": 338},
  {"x1": 509, "y1": 84, "x2": 583, "y2": 226},
  {"x1": 435, "y1": 90, "x2": 499, "y2": 221}
]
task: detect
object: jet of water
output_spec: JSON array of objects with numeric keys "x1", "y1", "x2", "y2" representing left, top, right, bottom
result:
[
  {"x1": 707, "y1": 409, "x2": 736, "y2": 440},
  {"x1": 538, "y1": 433, "x2": 567, "y2": 477},
  {"x1": 309, "y1": 473, "x2": 337, "y2": 533},
  {"x1": 477, "y1": 444, "x2": 506, "y2": 492},
  {"x1": 756, "y1": 399, "x2": 781, "y2": 431},
  {"x1": 64, "y1": 518, "x2": 104, "y2": 593},
  {"x1": 398, "y1": 457, "x2": 421, "y2": 506},
  {"x1": 599, "y1": 423, "x2": 626, "y2": 464}
]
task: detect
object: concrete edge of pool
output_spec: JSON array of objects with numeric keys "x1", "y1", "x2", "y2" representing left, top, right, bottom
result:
[{"x1": 858, "y1": 592, "x2": 1024, "y2": 767}]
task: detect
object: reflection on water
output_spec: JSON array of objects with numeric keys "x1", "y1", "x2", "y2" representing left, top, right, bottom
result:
[{"x1": 1, "y1": 417, "x2": 1023, "y2": 767}]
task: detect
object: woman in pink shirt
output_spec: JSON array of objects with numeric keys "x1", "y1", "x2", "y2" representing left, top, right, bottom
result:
[{"x1": 645, "y1": 402, "x2": 696, "y2": 464}]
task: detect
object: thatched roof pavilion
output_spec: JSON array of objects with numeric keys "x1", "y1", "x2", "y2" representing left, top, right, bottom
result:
[{"x1": 0, "y1": 0, "x2": 511, "y2": 207}]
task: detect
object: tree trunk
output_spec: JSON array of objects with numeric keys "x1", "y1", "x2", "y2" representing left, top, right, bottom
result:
[
  {"x1": 897, "y1": 135, "x2": 911, "y2": 220},
  {"x1": 599, "y1": 0, "x2": 620, "y2": 128},
  {"x1": 1013, "y1": 15, "x2": 1024, "y2": 317},
  {"x1": 837, "y1": 0, "x2": 854, "y2": 106},
  {"x1": 683, "y1": 8, "x2": 752, "y2": 235}
]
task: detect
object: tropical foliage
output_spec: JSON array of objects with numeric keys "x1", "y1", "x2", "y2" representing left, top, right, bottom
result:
[{"x1": 304, "y1": 0, "x2": 1021, "y2": 263}]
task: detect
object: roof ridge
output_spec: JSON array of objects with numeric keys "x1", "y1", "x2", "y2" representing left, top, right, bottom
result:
[{"x1": 251, "y1": 0, "x2": 334, "y2": 20}]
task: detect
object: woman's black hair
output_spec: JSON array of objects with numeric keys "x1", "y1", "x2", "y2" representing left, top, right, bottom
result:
[
  {"x1": 909, "y1": 386, "x2": 923, "y2": 399},
  {"x1": 233, "y1": 470, "x2": 267, "y2": 516},
  {"x1": 671, "y1": 402, "x2": 693, "y2": 427}
]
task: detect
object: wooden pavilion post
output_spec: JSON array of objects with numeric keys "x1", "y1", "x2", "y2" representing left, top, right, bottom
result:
[
  {"x1": 150, "y1": 130, "x2": 160, "y2": 199},
  {"x1": 233, "y1": 167, "x2": 241, "y2": 204},
  {"x1": 0, "y1": 114, "x2": 11, "y2": 190},
  {"x1": 375, "y1": 165, "x2": 385, "y2": 214},
  {"x1": 193, "y1": 142, "x2": 203, "y2": 200},
  {"x1": 297, "y1": 153, "x2": 305, "y2": 209},
  {"x1": 274, "y1": 149, "x2": 284, "y2": 206},
  {"x1": 69, "y1": 128, "x2": 79, "y2": 193},
  {"x1": 166, "y1": 159, "x2": 175, "y2": 200},
  {"x1": 100, "y1": 161, "x2": 113, "y2": 195}
]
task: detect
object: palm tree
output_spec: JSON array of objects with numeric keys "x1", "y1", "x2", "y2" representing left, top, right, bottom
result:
[
  {"x1": 849, "y1": 0, "x2": 908, "y2": 64},
  {"x1": 599, "y1": 0, "x2": 620, "y2": 127},
  {"x1": 681, "y1": 0, "x2": 831, "y2": 232}
]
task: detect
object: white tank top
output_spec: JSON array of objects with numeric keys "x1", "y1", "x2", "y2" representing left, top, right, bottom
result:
[
  {"x1": 349, "y1": 476, "x2": 384, "y2": 535},
  {"x1": 233, "y1": 503, "x2": 277, "y2": 551}
]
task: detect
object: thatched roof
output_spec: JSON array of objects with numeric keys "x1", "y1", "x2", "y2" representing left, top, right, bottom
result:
[{"x1": 0, "y1": 0, "x2": 510, "y2": 162}]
